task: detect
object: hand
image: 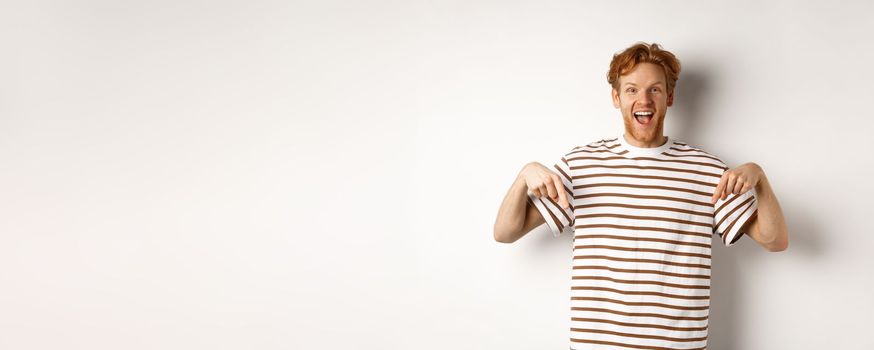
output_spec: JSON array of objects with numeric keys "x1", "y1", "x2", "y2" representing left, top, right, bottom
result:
[
  {"x1": 711, "y1": 162, "x2": 764, "y2": 204},
  {"x1": 520, "y1": 162, "x2": 570, "y2": 209}
]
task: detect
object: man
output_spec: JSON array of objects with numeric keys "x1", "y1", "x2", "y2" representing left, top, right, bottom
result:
[{"x1": 492, "y1": 42, "x2": 789, "y2": 349}]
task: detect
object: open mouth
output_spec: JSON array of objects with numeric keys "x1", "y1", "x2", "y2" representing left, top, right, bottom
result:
[{"x1": 633, "y1": 111, "x2": 653, "y2": 125}]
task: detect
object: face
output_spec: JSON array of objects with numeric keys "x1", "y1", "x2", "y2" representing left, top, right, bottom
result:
[{"x1": 611, "y1": 62, "x2": 674, "y2": 147}]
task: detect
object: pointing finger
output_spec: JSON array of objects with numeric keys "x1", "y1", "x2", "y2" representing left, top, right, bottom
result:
[
  {"x1": 553, "y1": 174, "x2": 569, "y2": 209},
  {"x1": 723, "y1": 174, "x2": 737, "y2": 201},
  {"x1": 711, "y1": 173, "x2": 727, "y2": 204}
]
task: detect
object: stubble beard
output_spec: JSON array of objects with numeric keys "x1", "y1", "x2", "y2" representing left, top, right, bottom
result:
[{"x1": 623, "y1": 112, "x2": 666, "y2": 146}]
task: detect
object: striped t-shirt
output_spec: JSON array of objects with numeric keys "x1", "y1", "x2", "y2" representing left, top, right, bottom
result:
[{"x1": 527, "y1": 134, "x2": 757, "y2": 350}]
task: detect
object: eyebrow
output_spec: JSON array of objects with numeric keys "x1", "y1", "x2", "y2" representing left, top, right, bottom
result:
[{"x1": 623, "y1": 82, "x2": 666, "y2": 87}]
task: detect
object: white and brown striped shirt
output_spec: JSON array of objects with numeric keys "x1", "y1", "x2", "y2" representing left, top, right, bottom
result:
[{"x1": 527, "y1": 134, "x2": 757, "y2": 350}]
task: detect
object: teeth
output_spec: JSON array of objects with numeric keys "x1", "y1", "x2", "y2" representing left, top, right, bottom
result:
[{"x1": 634, "y1": 111, "x2": 653, "y2": 116}]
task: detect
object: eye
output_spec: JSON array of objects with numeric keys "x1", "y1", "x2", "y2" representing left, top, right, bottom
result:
[
  {"x1": 626, "y1": 87, "x2": 637, "y2": 94},
  {"x1": 650, "y1": 87, "x2": 661, "y2": 93}
]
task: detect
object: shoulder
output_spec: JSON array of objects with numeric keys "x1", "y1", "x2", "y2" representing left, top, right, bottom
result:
[
  {"x1": 565, "y1": 137, "x2": 622, "y2": 156},
  {"x1": 669, "y1": 140, "x2": 729, "y2": 170},
  {"x1": 557, "y1": 137, "x2": 623, "y2": 170}
]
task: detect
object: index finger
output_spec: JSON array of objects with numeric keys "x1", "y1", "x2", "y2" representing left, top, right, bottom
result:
[
  {"x1": 711, "y1": 173, "x2": 727, "y2": 205},
  {"x1": 552, "y1": 174, "x2": 569, "y2": 209}
]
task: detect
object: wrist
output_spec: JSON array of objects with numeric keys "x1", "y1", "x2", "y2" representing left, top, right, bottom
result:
[
  {"x1": 516, "y1": 164, "x2": 531, "y2": 186},
  {"x1": 518, "y1": 162, "x2": 535, "y2": 178},
  {"x1": 754, "y1": 165, "x2": 769, "y2": 191}
]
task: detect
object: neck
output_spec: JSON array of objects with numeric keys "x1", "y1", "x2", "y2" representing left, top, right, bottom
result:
[{"x1": 622, "y1": 133, "x2": 667, "y2": 148}]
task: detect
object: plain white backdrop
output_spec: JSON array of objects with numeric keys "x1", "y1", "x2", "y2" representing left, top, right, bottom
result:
[{"x1": 2, "y1": 0, "x2": 873, "y2": 349}]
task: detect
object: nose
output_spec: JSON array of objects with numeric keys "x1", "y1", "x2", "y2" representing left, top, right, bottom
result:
[{"x1": 639, "y1": 91, "x2": 654, "y2": 105}]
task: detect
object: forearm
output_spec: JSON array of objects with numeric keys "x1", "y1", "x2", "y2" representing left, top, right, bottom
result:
[
  {"x1": 751, "y1": 171, "x2": 789, "y2": 251},
  {"x1": 493, "y1": 166, "x2": 532, "y2": 242}
]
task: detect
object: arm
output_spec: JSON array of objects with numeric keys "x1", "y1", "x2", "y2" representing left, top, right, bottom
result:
[
  {"x1": 712, "y1": 163, "x2": 789, "y2": 252},
  {"x1": 741, "y1": 169, "x2": 789, "y2": 252},
  {"x1": 493, "y1": 162, "x2": 569, "y2": 243}
]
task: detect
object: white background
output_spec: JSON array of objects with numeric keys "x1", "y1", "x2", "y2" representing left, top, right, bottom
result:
[{"x1": 2, "y1": 1, "x2": 873, "y2": 349}]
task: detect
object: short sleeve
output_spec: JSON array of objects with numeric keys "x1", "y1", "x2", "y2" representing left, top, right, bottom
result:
[
  {"x1": 713, "y1": 187, "x2": 758, "y2": 246},
  {"x1": 526, "y1": 156, "x2": 575, "y2": 237}
]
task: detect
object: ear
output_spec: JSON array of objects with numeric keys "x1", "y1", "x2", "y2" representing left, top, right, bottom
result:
[
  {"x1": 667, "y1": 89, "x2": 674, "y2": 107},
  {"x1": 611, "y1": 88, "x2": 621, "y2": 108}
]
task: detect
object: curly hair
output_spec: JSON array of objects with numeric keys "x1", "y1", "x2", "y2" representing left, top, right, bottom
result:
[{"x1": 607, "y1": 42, "x2": 681, "y2": 93}]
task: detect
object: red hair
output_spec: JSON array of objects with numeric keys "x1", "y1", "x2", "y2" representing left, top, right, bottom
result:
[{"x1": 607, "y1": 42, "x2": 681, "y2": 93}]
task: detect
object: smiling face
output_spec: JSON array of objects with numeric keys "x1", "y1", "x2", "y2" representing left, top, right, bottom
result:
[{"x1": 611, "y1": 62, "x2": 674, "y2": 147}]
